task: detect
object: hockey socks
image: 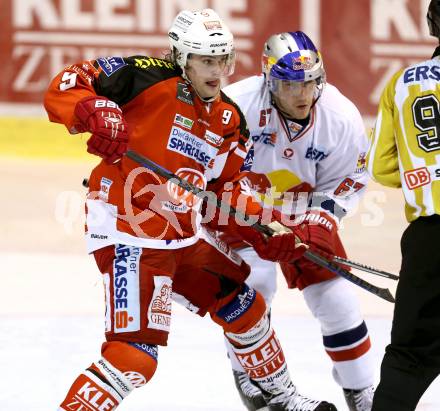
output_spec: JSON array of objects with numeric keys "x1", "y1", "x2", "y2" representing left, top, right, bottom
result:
[
  {"x1": 58, "y1": 341, "x2": 158, "y2": 411},
  {"x1": 231, "y1": 327, "x2": 292, "y2": 396}
]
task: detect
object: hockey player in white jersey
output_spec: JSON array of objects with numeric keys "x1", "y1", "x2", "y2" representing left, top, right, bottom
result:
[{"x1": 221, "y1": 31, "x2": 375, "y2": 411}]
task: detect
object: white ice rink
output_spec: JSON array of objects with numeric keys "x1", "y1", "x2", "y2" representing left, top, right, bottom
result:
[
  {"x1": 1, "y1": 252, "x2": 439, "y2": 411},
  {"x1": 1, "y1": 161, "x2": 439, "y2": 410}
]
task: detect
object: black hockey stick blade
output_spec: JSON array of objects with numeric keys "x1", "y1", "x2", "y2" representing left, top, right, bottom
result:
[
  {"x1": 125, "y1": 149, "x2": 395, "y2": 303},
  {"x1": 305, "y1": 252, "x2": 395, "y2": 303}
]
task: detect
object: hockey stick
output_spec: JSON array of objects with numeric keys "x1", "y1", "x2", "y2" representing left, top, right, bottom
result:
[
  {"x1": 82, "y1": 178, "x2": 400, "y2": 281},
  {"x1": 124, "y1": 149, "x2": 395, "y2": 303},
  {"x1": 333, "y1": 256, "x2": 399, "y2": 280},
  {"x1": 82, "y1": 176, "x2": 397, "y2": 281}
]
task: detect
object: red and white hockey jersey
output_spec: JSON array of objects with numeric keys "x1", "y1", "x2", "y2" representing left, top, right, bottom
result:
[{"x1": 44, "y1": 56, "x2": 260, "y2": 252}]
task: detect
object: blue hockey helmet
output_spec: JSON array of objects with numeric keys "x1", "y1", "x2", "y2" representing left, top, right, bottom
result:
[{"x1": 262, "y1": 31, "x2": 325, "y2": 88}]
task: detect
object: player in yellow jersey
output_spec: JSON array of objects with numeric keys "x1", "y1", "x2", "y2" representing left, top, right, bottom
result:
[{"x1": 367, "y1": 1, "x2": 440, "y2": 409}]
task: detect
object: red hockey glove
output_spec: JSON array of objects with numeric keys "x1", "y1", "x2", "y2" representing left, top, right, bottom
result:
[
  {"x1": 74, "y1": 96, "x2": 129, "y2": 163},
  {"x1": 238, "y1": 220, "x2": 308, "y2": 262},
  {"x1": 279, "y1": 211, "x2": 345, "y2": 289},
  {"x1": 294, "y1": 211, "x2": 337, "y2": 259}
]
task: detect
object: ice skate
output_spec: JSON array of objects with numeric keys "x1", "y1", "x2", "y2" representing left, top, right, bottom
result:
[
  {"x1": 233, "y1": 370, "x2": 268, "y2": 410},
  {"x1": 343, "y1": 385, "x2": 374, "y2": 411},
  {"x1": 264, "y1": 383, "x2": 337, "y2": 411}
]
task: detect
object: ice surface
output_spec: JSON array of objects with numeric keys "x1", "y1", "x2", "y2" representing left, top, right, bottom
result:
[{"x1": 1, "y1": 252, "x2": 438, "y2": 410}]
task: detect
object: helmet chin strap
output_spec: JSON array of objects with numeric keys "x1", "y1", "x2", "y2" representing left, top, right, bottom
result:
[{"x1": 183, "y1": 75, "x2": 217, "y2": 103}]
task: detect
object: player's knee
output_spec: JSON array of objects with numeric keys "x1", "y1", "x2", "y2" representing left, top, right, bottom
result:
[
  {"x1": 303, "y1": 277, "x2": 362, "y2": 333},
  {"x1": 212, "y1": 284, "x2": 269, "y2": 346},
  {"x1": 92, "y1": 341, "x2": 158, "y2": 398}
]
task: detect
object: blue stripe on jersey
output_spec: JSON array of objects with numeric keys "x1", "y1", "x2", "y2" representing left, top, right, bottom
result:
[
  {"x1": 289, "y1": 31, "x2": 317, "y2": 52},
  {"x1": 323, "y1": 321, "x2": 368, "y2": 349}
]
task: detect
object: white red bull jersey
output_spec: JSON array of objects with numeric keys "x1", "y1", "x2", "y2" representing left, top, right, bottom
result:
[
  {"x1": 367, "y1": 52, "x2": 440, "y2": 222},
  {"x1": 222, "y1": 75, "x2": 369, "y2": 221}
]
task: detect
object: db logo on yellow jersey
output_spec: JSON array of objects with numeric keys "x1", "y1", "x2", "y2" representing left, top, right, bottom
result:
[{"x1": 404, "y1": 167, "x2": 431, "y2": 190}]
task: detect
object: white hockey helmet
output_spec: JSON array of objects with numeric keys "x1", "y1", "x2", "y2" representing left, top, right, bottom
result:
[{"x1": 168, "y1": 9, "x2": 235, "y2": 75}]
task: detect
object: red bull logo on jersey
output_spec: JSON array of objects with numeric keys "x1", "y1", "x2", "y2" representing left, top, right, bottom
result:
[
  {"x1": 113, "y1": 244, "x2": 141, "y2": 333},
  {"x1": 404, "y1": 167, "x2": 431, "y2": 189}
]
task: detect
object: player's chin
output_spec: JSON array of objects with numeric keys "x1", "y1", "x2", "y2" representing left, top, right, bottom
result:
[
  {"x1": 204, "y1": 82, "x2": 220, "y2": 95},
  {"x1": 295, "y1": 105, "x2": 311, "y2": 119}
]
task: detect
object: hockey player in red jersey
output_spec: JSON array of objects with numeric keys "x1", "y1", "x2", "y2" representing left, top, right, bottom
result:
[
  {"x1": 220, "y1": 32, "x2": 375, "y2": 411},
  {"x1": 44, "y1": 9, "x2": 336, "y2": 411}
]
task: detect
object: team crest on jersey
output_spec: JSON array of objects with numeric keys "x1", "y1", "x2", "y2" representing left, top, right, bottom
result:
[
  {"x1": 163, "y1": 168, "x2": 207, "y2": 213},
  {"x1": 355, "y1": 152, "x2": 366, "y2": 173},
  {"x1": 167, "y1": 126, "x2": 218, "y2": 167},
  {"x1": 177, "y1": 82, "x2": 194, "y2": 105},
  {"x1": 147, "y1": 276, "x2": 172, "y2": 332},
  {"x1": 97, "y1": 57, "x2": 126, "y2": 77}
]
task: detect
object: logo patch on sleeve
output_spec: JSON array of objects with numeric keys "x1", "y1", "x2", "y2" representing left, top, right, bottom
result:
[{"x1": 97, "y1": 57, "x2": 127, "y2": 77}]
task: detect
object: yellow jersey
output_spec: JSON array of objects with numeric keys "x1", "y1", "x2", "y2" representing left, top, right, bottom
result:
[{"x1": 367, "y1": 50, "x2": 440, "y2": 222}]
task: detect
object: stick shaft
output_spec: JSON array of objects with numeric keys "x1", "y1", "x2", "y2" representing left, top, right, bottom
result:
[
  {"x1": 125, "y1": 150, "x2": 395, "y2": 303},
  {"x1": 333, "y1": 256, "x2": 399, "y2": 280}
]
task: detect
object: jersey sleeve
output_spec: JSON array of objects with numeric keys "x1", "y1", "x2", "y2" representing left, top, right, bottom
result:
[
  {"x1": 43, "y1": 60, "x2": 100, "y2": 133},
  {"x1": 313, "y1": 107, "x2": 370, "y2": 221},
  {"x1": 366, "y1": 70, "x2": 403, "y2": 188},
  {"x1": 44, "y1": 56, "x2": 179, "y2": 133}
]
